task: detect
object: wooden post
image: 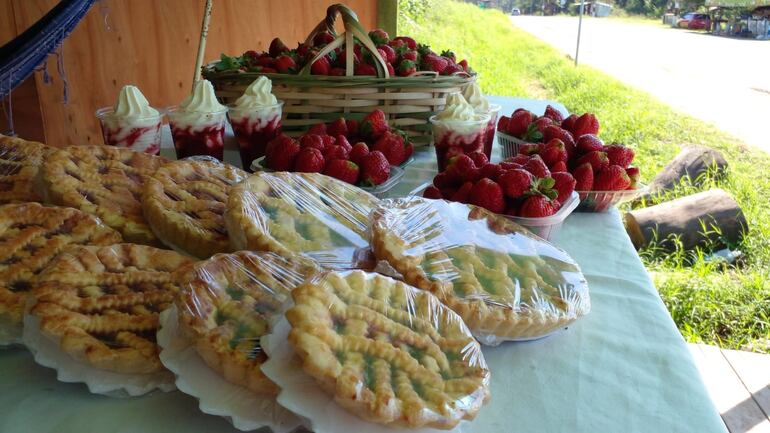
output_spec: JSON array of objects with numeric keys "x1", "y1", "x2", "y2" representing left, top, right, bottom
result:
[
  {"x1": 192, "y1": 0, "x2": 214, "y2": 89},
  {"x1": 377, "y1": 0, "x2": 398, "y2": 36}
]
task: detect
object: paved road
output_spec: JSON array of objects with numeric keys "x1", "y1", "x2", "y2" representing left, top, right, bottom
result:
[{"x1": 511, "y1": 16, "x2": 770, "y2": 151}]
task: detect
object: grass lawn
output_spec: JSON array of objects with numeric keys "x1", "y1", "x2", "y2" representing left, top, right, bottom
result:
[{"x1": 399, "y1": 0, "x2": 770, "y2": 352}]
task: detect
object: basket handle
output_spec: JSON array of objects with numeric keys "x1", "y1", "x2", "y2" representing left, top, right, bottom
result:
[{"x1": 299, "y1": 4, "x2": 389, "y2": 78}]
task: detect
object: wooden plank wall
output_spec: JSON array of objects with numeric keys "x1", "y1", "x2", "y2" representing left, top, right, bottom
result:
[{"x1": 2, "y1": 0, "x2": 379, "y2": 147}]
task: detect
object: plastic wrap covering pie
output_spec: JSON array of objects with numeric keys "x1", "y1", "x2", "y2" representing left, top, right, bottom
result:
[
  {"x1": 0, "y1": 203, "x2": 122, "y2": 337},
  {"x1": 370, "y1": 197, "x2": 590, "y2": 343},
  {"x1": 0, "y1": 134, "x2": 49, "y2": 203},
  {"x1": 28, "y1": 243, "x2": 194, "y2": 374},
  {"x1": 286, "y1": 270, "x2": 490, "y2": 429},
  {"x1": 143, "y1": 159, "x2": 247, "y2": 258},
  {"x1": 38, "y1": 145, "x2": 168, "y2": 246},
  {"x1": 175, "y1": 251, "x2": 320, "y2": 395},
  {"x1": 225, "y1": 172, "x2": 379, "y2": 269}
]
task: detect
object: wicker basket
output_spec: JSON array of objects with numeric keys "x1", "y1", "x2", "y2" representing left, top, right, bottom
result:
[{"x1": 202, "y1": 4, "x2": 474, "y2": 147}]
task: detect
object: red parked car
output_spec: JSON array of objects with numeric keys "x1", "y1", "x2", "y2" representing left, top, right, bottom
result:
[{"x1": 677, "y1": 13, "x2": 711, "y2": 30}]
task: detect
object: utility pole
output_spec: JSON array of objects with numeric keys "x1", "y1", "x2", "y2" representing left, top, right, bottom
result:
[{"x1": 575, "y1": 0, "x2": 585, "y2": 66}]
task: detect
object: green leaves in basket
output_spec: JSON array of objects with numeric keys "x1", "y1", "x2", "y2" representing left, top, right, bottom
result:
[{"x1": 215, "y1": 53, "x2": 245, "y2": 72}]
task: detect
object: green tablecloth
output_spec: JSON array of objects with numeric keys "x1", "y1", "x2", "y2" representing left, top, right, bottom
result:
[{"x1": 0, "y1": 98, "x2": 727, "y2": 433}]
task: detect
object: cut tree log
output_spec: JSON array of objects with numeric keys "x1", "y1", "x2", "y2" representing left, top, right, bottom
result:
[
  {"x1": 625, "y1": 188, "x2": 746, "y2": 251},
  {"x1": 648, "y1": 145, "x2": 728, "y2": 195}
]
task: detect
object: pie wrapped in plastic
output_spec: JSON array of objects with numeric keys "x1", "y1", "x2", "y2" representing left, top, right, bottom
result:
[
  {"x1": 0, "y1": 203, "x2": 122, "y2": 336},
  {"x1": 370, "y1": 197, "x2": 591, "y2": 343},
  {"x1": 28, "y1": 243, "x2": 194, "y2": 374},
  {"x1": 286, "y1": 270, "x2": 490, "y2": 430},
  {"x1": 175, "y1": 251, "x2": 319, "y2": 395},
  {"x1": 225, "y1": 172, "x2": 378, "y2": 269},
  {"x1": 38, "y1": 145, "x2": 168, "y2": 246},
  {"x1": 0, "y1": 134, "x2": 49, "y2": 203},
  {"x1": 143, "y1": 159, "x2": 247, "y2": 258}
]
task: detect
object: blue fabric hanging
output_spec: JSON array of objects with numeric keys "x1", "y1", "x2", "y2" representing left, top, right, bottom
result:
[{"x1": 0, "y1": 0, "x2": 96, "y2": 99}]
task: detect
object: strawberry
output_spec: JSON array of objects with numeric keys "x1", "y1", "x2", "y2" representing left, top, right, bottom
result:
[
  {"x1": 540, "y1": 139, "x2": 568, "y2": 166},
  {"x1": 576, "y1": 134, "x2": 604, "y2": 154},
  {"x1": 561, "y1": 114, "x2": 579, "y2": 133},
  {"x1": 605, "y1": 144, "x2": 635, "y2": 167},
  {"x1": 445, "y1": 155, "x2": 476, "y2": 182},
  {"x1": 442, "y1": 63, "x2": 463, "y2": 75},
  {"x1": 518, "y1": 143, "x2": 541, "y2": 156},
  {"x1": 576, "y1": 151, "x2": 609, "y2": 172},
  {"x1": 335, "y1": 135, "x2": 352, "y2": 153},
  {"x1": 377, "y1": 44, "x2": 397, "y2": 63},
  {"x1": 551, "y1": 172, "x2": 576, "y2": 203},
  {"x1": 372, "y1": 131, "x2": 406, "y2": 166},
  {"x1": 397, "y1": 60, "x2": 417, "y2": 76},
  {"x1": 386, "y1": 63, "x2": 395, "y2": 76},
  {"x1": 452, "y1": 181, "x2": 474, "y2": 203},
  {"x1": 296, "y1": 43, "x2": 311, "y2": 58},
  {"x1": 388, "y1": 38, "x2": 406, "y2": 50},
  {"x1": 543, "y1": 126, "x2": 576, "y2": 157},
  {"x1": 323, "y1": 145, "x2": 349, "y2": 161},
  {"x1": 307, "y1": 123, "x2": 327, "y2": 135},
  {"x1": 470, "y1": 179, "x2": 505, "y2": 213},
  {"x1": 550, "y1": 161, "x2": 568, "y2": 173},
  {"x1": 553, "y1": 200, "x2": 562, "y2": 212},
  {"x1": 626, "y1": 166, "x2": 640, "y2": 189},
  {"x1": 274, "y1": 55, "x2": 296, "y2": 74},
  {"x1": 500, "y1": 161, "x2": 523, "y2": 171},
  {"x1": 299, "y1": 134, "x2": 325, "y2": 151},
  {"x1": 572, "y1": 162, "x2": 594, "y2": 191},
  {"x1": 259, "y1": 67, "x2": 277, "y2": 74},
  {"x1": 498, "y1": 116, "x2": 511, "y2": 132},
  {"x1": 420, "y1": 54, "x2": 448, "y2": 73},
  {"x1": 543, "y1": 105, "x2": 564, "y2": 123},
  {"x1": 572, "y1": 113, "x2": 600, "y2": 137},
  {"x1": 294, "y1": 147, "x2": 325, "y2": 173},
  {"x1": 458, "y1": 59, "x2": 469, "y2": 72},
  {"x1": 594, "y1": 165, "x2": 631, "y2": 191},
  {"x1": 313, "y1": 31, "x2": 336, "y2": 47},
  {"x1": 269, "y1": 38, "x2": 289, "y2": 57},
  {"x1": 359, "y1": 109, "x2": 390, "y2": 140},
  {"x1": 443, "y1": 145, "x2": 465, "y2": 162},
  {"x1": 423, "y1": 186, "x2": 442, "y2": 199},
  {"x1": 401, "y1": 50, "x2": 418, "y2": 62},
  {"x1": 498, "y1": 169, "x2": 533, "y2": 199},
  {"x1": 349, "y1": 142, "x2": 369, "y2": 166},
  {"x1": 354, "y1": 63, "x2": 377, "y2": 76},
  {"x1": 394, "y1": 36, "x2": 417, "y2": 50},
  {"x1": 327, "y1": 119, "x2": 348, "y2": 137},
  {"x1": 440, "y1": 187, "x2": 457, "y2": 198},
  {"x1": 345, "y1": 119, "x2": 359, "y2": 137},
  {"x1": 523, "y1": 155, "x2": 551, "y2": 179},
  {"x1": 369, "y1": 29, "x2": 390, "y2": 45},
  {"x1": 360, "y1": 151, "x2": 390, "y2": 186},
  {"x1": 256, "y1": 56, "x2": 276, "y2": 68},
  {"x1": 468, "y1": 151, "x2": 488, "y2": 168},
  {"x1": 323, "y1": 159, "x2": 359, "y2": 184},
  {"x1": 505, "y1": 155, "x2": 530, "y2": 166},
  {"x1": 505, "y1": 110, "x2": 534, "y2": 137},
  {"x1": 329, "y1": 67, "x2": 346, "y2": 76},
  {"x1": 440, "y1": 50, "x2": 457, "y2": 63},
  {"x1": 479, "y1": 163, "x2": 503, "y2": 181},
  {"x1": 519, "y1": 195, "x2": 556, "y2": 217},
  {"x1": 320, "y1": 134, "x2": 336, "y2": 149},
  {"x1": 403, "y1": 140, "x2": 414, "y2": 161},
  {"x1": 464, "y1": 167, "x2": 483, "y2": 183},
  {"x1": 433, "y1": 171, "x2": 456, "y2": 189},
  {"x1": 265, "y1": 135, "x2": 300, "y2": 171},
  {"x1": 533, "y1": 117, "x2": 554, "y2": 134},
  {"x1": 416, "y1": 43, "x2": 434, "y2": 57},
  {"x1": 311, "y1": 56, "x2": 331, "y2": 75}
]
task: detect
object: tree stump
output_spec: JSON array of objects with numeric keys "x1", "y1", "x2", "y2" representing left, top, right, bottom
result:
[
  {"x1": 625, "y1": 188, "x2": 746, "y2": 251},
  {"x1": 648, "y1": 145, "x2": 728, "y2": 195}
]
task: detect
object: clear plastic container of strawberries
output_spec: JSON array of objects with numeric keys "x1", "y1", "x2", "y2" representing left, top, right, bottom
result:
[{"x1": 496, "y1": 105, "x2": 647, "y2": 212}]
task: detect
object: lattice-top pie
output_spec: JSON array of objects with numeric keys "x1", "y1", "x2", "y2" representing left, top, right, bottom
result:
[
  {"x1": 29, "y1": 243, "x2": 194, "y2": 374},
  {"x1": 175, "y1": 251, "x2": 319, "y2": 394},
  {"x1": 143, "y1": 159, "x2": 247, "y2": 258},
  {"x1": 0, "y1": 203, "x2": 122, "y2": 329},
  {"x1": 0, "y1": 134, "x2": 49, "y2": 203},
  {"x1": 370, "y1": 197, "x2": 590, "y2": 342},
  {"x1": 38, "y1": 145, "x2": 168, "y2": 246},
  {"x1": 225, "y1": 172, "x2": 378, "y2": 269},
  {"x1": 286, "y1": 270, "x2": 490, "y2": 429}
]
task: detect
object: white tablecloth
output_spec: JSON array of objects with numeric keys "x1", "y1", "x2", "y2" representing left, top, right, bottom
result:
[{"x1": 0, "y1": 97, "x2": 727, "y2": 433}]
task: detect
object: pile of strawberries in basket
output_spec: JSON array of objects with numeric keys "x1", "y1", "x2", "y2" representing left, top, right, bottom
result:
[
  {"x1": 264, "y1": 109, "x2": 412, "y2": 187},
  {"x1": 498, "y1": 106, "x2": 640, "y2": 192},
  {"x1": 211, "y1": 29, "x2": 471, "y2": 77},
  {"x1": 422, "y1": 150, "x2": 576, "y2": 218}
]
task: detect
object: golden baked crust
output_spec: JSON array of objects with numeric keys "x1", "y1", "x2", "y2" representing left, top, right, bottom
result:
[
  {"x1": 0, "y1": 134, "x2": 49, "y2": 203},
  {"x1": 142, "y1": 159, "x2": 247, "y2": 258},
  {"x1": 370, "y1": 197, "x2": 591, "y2": 341},
  {"x1": 29, "y1": 243, "x2": 193, "y2": 374},
  {"x1": 225, "y1": 172, "x2": 378, "y2": 268},
  {"x1": 286, "y1": 271, "x2": 490, "y2": 429},
  {"x1": 0, "y1": 203, "x2": 122, "y2": 327},
  {"x1": 39, "y1": 145, "x2": 168, "y2": 246},
  {"x1": 175, "y1": 251, "x2": 319, "y2": 394}
]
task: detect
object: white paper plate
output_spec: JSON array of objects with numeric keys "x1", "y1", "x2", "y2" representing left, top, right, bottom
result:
[
  {"x1": 157, "y1": 306, "x2": 304, "y2": 433},
  {"x1": 0, "y1": 313, "x2": 23, "y2": 347}
]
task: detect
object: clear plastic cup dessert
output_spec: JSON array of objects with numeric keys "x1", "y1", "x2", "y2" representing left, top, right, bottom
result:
[
  {"x1": 167, "y1": 80, "x2": 229, "y2": 161},
  {"x1": 430, "y1": 115, "x2": 490, "y2": 171},
  {"x1": 96, "y1": 85, "x2": 162, "y2": 155},
  {"x1": 482, "y1": 104, "x2": 502, "y2": 159},
  {"x1": 226, "y1": 77, "x2": 284, "y2": 171},
  {"x1": 462, "y1": 80, "x2": 500, "y2": 159}
]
